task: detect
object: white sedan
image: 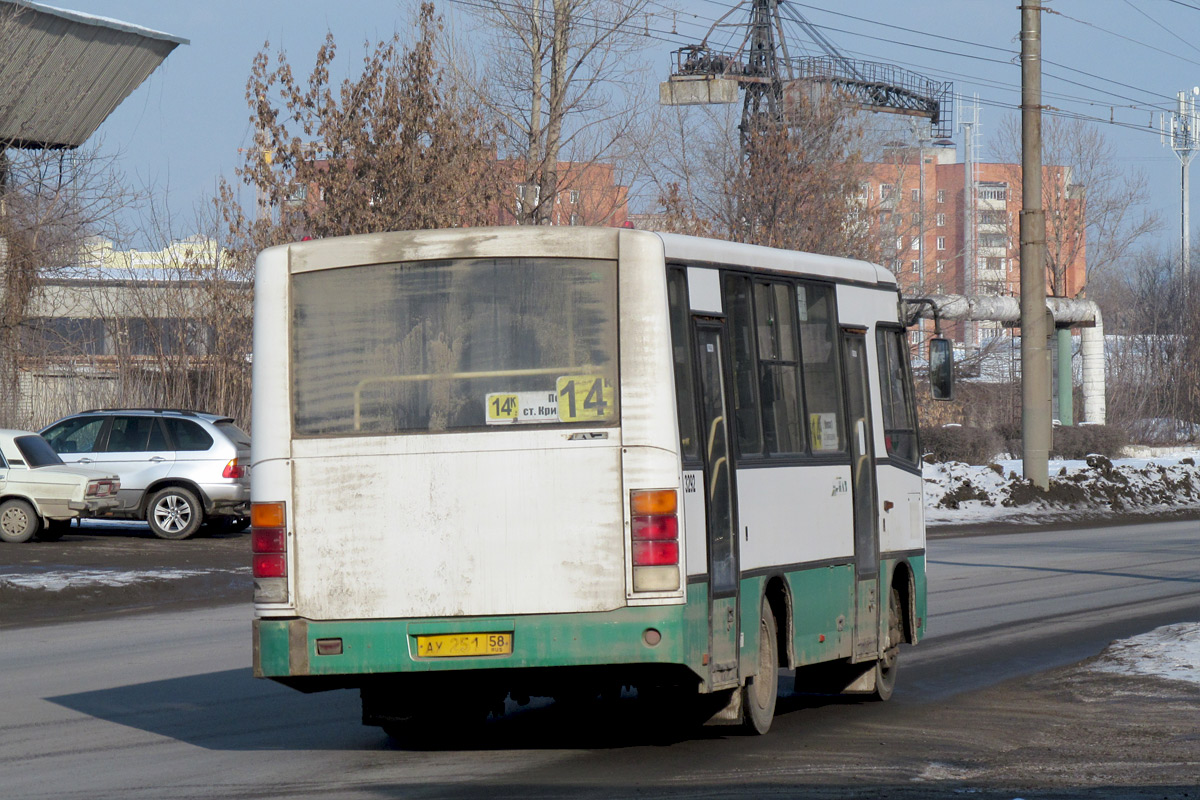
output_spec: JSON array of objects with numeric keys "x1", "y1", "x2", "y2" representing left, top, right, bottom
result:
[{"x1": 0, "y1": 429, "x2": 121, "y2": 544}]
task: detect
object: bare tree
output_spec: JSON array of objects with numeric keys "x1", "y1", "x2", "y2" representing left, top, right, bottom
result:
[
  {"x1": 452, "y1": 0, "x2": 655, "y2": 225},
  {"x1": 15, "y1": 195, "x2": 254, "y2": 429},
  {"x1": 234, "y1": 2, "x2": 503, "y2": 244},
  {"x1": 996, "y1": 115, "x2": 1161, "y2": 296},
  {"x1": 651, "y1": 90, "x2": 879, "y2": 261},
  {"x1": 0, "y1": 145, "x2": 131, "y2": 427},
  {"x1": 1090, "y1": 250, "x2": 1200, "y2": 439}
]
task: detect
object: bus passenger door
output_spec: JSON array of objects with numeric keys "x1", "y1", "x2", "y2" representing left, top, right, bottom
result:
[
  {"x1": 695, "y1": 322, "x2": 740, "y2": 689},
  {"x1": 842, "y1": 330, "x2": 880, "y2": 662}
]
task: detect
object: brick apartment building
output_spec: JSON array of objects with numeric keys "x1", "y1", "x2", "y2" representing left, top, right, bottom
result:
[
  {"x1": 498, "y1": 160, "x2": 629, "y2": 228},
  {"x1": 863, "y1": 141, "x2": 1086, "y2": 341}
]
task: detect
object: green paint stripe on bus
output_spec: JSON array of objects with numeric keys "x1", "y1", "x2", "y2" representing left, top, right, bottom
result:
[
  {"x1": 255, "y1": 604, "x2": 695, "y2": 677},
  {"x1": 254, "y1": 556, "x2": 925, "y2": 680}
]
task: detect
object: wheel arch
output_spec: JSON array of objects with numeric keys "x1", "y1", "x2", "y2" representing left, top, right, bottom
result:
[
  {"x1": 0, "y1": 492, "x2": 45, "y2": 521},
  {"x1": 888, "y1": 560, "x2": 916, "y2": 644},
  {"x1": 138, "y1": 479, "x2": 209, "y2": 516},
  {"x1": 762, "y1": 574, "x2": 793, "y2": 669}
]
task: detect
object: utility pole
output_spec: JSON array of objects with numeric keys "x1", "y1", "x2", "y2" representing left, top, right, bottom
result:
[
  {"x1": 1162, "y1": 88, "x2": 1198, "y2": 280},
  {"x1": 959, "y1": 96, "x2": 979, "y2": 351},
  {"x1": 1020, "y1": 1, "x2": 1052, "y2": 490}
]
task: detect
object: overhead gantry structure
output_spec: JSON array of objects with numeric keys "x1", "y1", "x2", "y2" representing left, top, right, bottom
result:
[{"x1": 660, "y1": 0, "x2": 952, "y2": 141}]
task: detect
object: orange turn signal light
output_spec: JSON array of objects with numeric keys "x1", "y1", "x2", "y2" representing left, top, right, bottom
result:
[
  {"x1": 631, "y1": 489, "x2": 677, "y2": 516},
  {"x1": 252, "y1": 501, "x2": 286, "y2": 529}
]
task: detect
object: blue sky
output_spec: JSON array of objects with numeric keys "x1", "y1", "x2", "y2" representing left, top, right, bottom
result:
[{"x1": 49, "y1": 1, "x2": 1200, "y2": 253}]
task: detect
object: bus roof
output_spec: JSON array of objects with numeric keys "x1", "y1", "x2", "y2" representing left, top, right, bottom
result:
[
  {"x1": 263, "y1": 227, "x2": 897, "y2": 290},
  {"x1": 654, "y1": 232, "x2": 897, "y2": 288}
]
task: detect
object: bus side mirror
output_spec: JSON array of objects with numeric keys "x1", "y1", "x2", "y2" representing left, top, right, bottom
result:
[{"x1": 930, "y1": 337, "x2": 954, "y2": 401}]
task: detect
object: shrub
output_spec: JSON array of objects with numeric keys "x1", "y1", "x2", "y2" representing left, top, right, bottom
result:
[
  {"x1": 1051, "y1": 424, "x2": 1126, "y2": 460},
  {"x1": 919, "y1": 426, "x2": 1005, "y2": 465},
  {"x1": 991, "y1": 423, "x2": 1127, "y2": 461}
]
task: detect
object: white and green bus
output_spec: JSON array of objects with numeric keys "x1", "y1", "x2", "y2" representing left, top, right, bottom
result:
[{"x1": 251, "y1": 226, "x2": 927, "y2": 737}]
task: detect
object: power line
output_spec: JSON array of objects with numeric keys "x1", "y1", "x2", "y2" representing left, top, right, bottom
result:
[
  {"x1": 444, "y1": 0, "x2": 696, "y2": 49},
  {"x1": 1156, "y1": 0, "x2": 1200, "y2": 11},
  {"x1": 765, "y1": 17, "x2": 1176, "y2": 119},
  {"x1": 769, "y1": 11, "x2": 1180, "y2": 114},
  {"x1": 447, "y1": 0, "x2": 1180, "y2": 140},
  {"x1": 1119, "y1": 0, "x2": 1200, "y2": 58},
  {"x1": 600, "y1": 0, "x2": 1190, "y2": 121},
  {"x1": 787, "y1": 1, "x2": 1013, "y2": 56},
  {"x1": 1046, "y1": 5, "x2": 1200, "y2": 67},
  {"x1": 834, "y1": 42, "x2": 1164, "y2": 121}
]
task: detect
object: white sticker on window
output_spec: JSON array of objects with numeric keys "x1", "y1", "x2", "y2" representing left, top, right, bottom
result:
[
  {"x1": 810, "y1": 412, "x2": 840, "y2": 451},
  {"x1": 485, "y1": 391, "x2": 559, "y2": 424}
]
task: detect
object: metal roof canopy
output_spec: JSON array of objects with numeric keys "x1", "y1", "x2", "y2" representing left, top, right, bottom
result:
[{"x1": 0, "y1": 0, "x2": 188, "y2": 149}]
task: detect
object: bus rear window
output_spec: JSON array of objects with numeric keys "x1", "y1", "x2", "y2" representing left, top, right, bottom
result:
[{"x1": 292, "y1": 257, "x2": 619, "y2": 435}]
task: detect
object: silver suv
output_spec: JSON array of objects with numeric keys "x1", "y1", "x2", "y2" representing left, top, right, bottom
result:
[{"x1": 40, "y1": 409, "x2": 251, "y2": 540}]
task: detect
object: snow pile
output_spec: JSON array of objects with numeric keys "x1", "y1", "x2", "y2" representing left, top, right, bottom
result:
[
  {"x1": 1088, "y1": 622, "x2": 1200, "y2": 686},
  {"x1": 0, "y1": 567, "x2": 245, "y2": 591},
  {"x1": 923, "y1": 450, "x2": 1200, "y2": 527}
]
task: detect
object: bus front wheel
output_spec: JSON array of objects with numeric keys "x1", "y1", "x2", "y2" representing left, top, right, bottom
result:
[{"x1": 743, "y1": 598, "x2": 778, "y2": 734}]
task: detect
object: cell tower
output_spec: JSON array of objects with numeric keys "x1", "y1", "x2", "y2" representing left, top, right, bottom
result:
[
  {"x1": 659, "y1": 0, "x2": 953, "y2": 145},
  {"x1": 1161, "y1": 88, "x2": 1200, "y2": 280}
]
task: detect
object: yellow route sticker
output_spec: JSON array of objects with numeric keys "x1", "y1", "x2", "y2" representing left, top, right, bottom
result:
[{"x1": 555, "y1": 375, "x2": 614, "y2": 422}]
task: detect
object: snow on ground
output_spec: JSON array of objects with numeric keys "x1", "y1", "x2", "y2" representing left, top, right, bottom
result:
[
  {"x1": 923, "y1": 447, "x2": 1200, "y2": 528},
  {"x1": 1088, "y1": 622, "x2": 1200, "y2": 686},
  {"x1": 0, "y1": 567, "x2": 247, "y2": 591},
  {"x1": 927, "y1": 447, "x2": 1200, "y2": 688}
]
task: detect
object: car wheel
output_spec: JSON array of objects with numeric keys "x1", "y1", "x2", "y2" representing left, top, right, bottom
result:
[
  {"x1": 37, "y1": 518, "x2": 73, "y2": 542},
  {"x1": 0, "y1": 499, "x2": 41, "y2": 544},
  {"x1": 146, "y1": 487, "x2": 203, "y2": 540}
]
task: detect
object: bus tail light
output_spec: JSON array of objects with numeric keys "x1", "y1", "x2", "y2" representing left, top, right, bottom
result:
[
  {"x1": 252, "y1": 501, "x2": 288, "y2": 603},
  {"x1": 631, "y1": 489, "x2": 680, "y2": 592}
]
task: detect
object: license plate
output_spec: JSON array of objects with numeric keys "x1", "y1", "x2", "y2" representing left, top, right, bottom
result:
[{"x1": 415, "y1": 632, "x2": 512, "y2": 658}]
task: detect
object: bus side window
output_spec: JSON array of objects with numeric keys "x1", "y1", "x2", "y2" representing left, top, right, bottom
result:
[
  {"x1": 667, "y1": 269, "x2": 700, "y2": 461},
  {"x1": 876, "y1": 327, "x2": 920, "y2": 463},
  {"x1": 723, "y1": 274, "x2": 763, "y2": 457},
  {"x1": 753, "y1": 281, "x2": 804, "y2": 455},
  {"x1": 797, "y1": 283, "x2": 845, "y2": 453}
]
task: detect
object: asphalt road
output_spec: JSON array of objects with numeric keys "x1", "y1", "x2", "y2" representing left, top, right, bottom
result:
[{"x1": 1, "y1": 519, "x2": 1198, "y2": 799}]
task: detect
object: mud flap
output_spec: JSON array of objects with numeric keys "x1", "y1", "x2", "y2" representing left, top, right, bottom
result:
[
  {"x1": 703, "y1": 687, "x2": 743, "y2": 726},
  {"x1": 841, "y1": 663, "x2": 878, "y2": 694}
]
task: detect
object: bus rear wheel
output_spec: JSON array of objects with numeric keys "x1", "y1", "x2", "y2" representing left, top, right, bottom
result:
[
  {"x1": 872, "y1": 585, "x2": 904, "y2": 701},
  {"x1": 743, "y1": 598, "x2": 778, "y2": 734}
]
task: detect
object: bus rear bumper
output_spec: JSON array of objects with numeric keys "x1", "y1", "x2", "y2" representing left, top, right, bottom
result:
[{"x1": 253, "y1": 604, "x2": 694, "y2": 683}]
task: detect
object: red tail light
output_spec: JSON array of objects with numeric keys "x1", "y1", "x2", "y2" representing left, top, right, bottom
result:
[
  {"x1": 251, "y1": 528, "x2": 285, "y2": 553},
  {"x1": 633, "y1": 540, "x2": 680, "y2": 566},
  {"x1": 252, "y1": 501, "x2": 287, "y2": 579},
  {"x1": 631, "y1": 489, "x2": 679, "y2": 568},
  {"x1": 223, "y1": 458, "x2": 245, "y2": 479},
  {"x1": 632, "y1": 515, "x2": 678, "y2": 540},
  {"x1": 253, "y1": 554, "x2": 287, "y2": 578}
]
